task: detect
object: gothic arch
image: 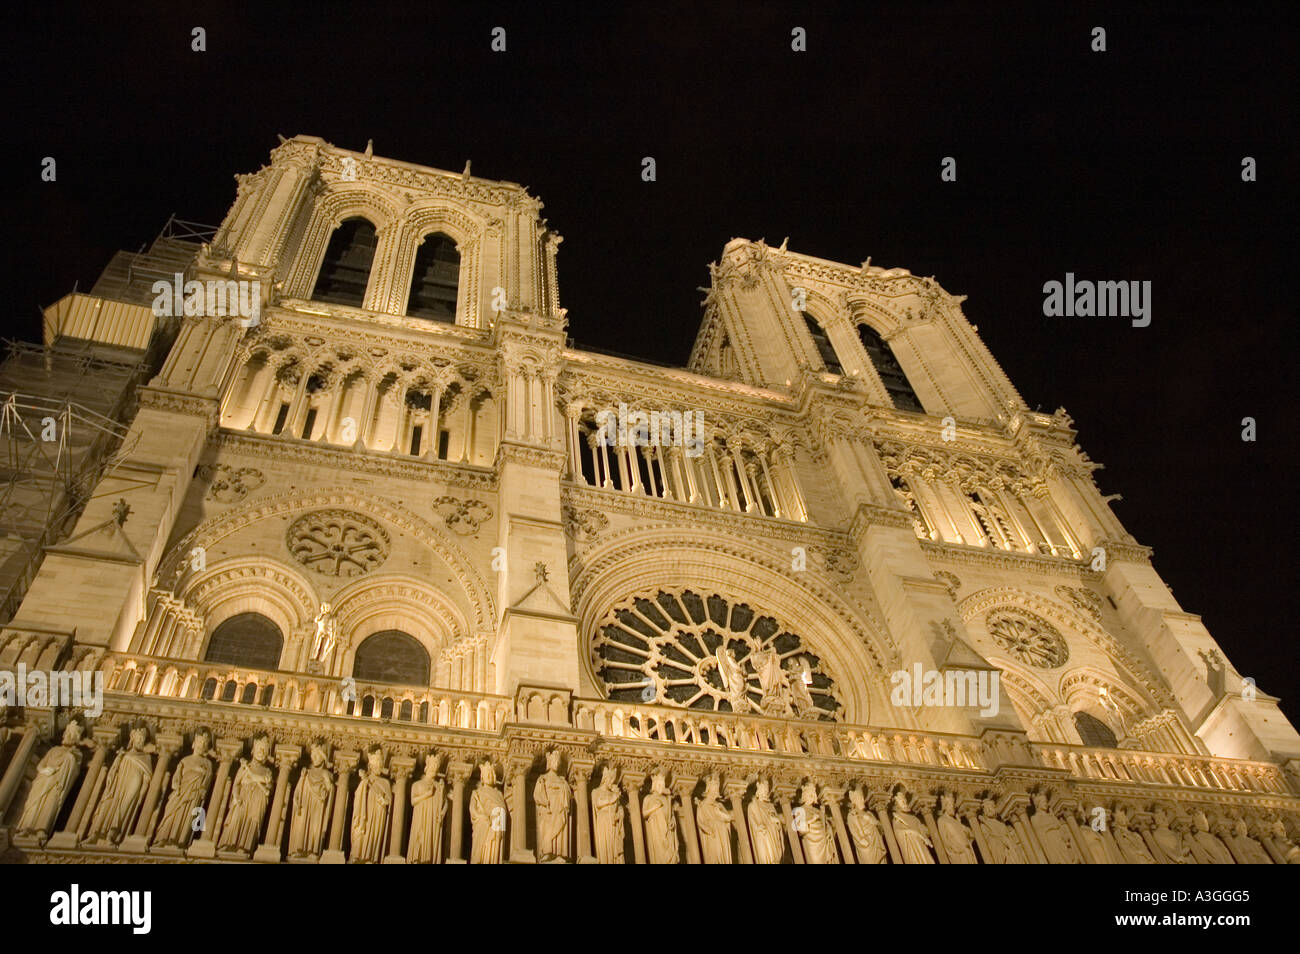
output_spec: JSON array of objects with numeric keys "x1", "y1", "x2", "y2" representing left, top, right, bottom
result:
[
  {"x1": 957, "y1": 585, "x2": 1174, "y2": 710},
  {"x1": 571, "y1": 526, "x2": 894, "y2": 724},
  {"x1": 180, "y1": 556, "x2": 320, "y2": 661},
  {"x1": 327, "y1": 574, "x2": 469, "y2": 681},
  {"x1": 387, "y1": 201, "x2": 490, "y2": 321},
  {"x1": 284, "y1": 185, "x2": 404, "y2": 301},
  {"x1": 157, "y1": 487, "x2": 496, "y2": 631}
]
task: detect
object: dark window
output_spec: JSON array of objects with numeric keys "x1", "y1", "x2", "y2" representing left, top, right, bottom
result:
[
  {"x1": 857, "y1": 324, "x2": 923, "y2": 412},
  {"x1": 301, "y1": 407, "x2": 318, "y2": 439},
  {"x1": 352, "y1": 630, "x2": 431, "y2": 686},
  {"x1": 312, "y1": 217, "x2": 378, "y2": 307},
  {"x1": 200, "y1": 678, "x2": 217, "y2": 700},
  {"x1": 204, "y1": 613, "x2": 284, "y2": 670},
  {"x1": 437, "y1": 430, "x2": 450, "y2": 460},
  {"x1": 272, "y1": 403, "x2": 290, "y2": 435},
  {"x1": 399, "y1": 699, "x2": 413, "y2": 721},
  {"x1": 410, "y1": 425, "x2": 423, "y2": 456},
  {"x1": 802, "y1": 313, "x2": 843, "y2": 374},
  {"x1": 1074, "y1": 712, "x2": 1118, "y2": 748},
  {"x1": 239, "y1": 683, "x2": 258, "y2": 705},
  {"x1": 406, "y1": 233, "x2": 460, "y2": 321}
]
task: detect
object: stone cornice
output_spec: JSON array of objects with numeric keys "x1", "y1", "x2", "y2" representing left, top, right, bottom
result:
[
  {"x1": 920, "y1": 539, "x2": 1099, "y2": 579},
  {"x1": 136, "y1": 386, "x2": 220, "y2": 425}
]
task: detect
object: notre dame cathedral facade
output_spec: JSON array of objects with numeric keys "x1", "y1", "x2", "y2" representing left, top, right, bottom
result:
[{"x1": 1, "y1": 135, "x2": 1297, "y2": 865}]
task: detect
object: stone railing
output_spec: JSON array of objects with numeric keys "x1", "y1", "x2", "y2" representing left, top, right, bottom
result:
[
  {"x1": 94, "y1": 651, "x2": 513, "y2": 734},
  {"x1": 574, "y1": 698, "x2": 987, "y2": 772},
  {"x1": 1032, "y1": 743, "x2": 1289, "y2": 796}
]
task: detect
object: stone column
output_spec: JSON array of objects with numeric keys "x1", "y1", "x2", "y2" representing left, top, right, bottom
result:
[
  {"x1": 872, "y1": 795, "x2": 903, "y2": 864},
  {"x1": 447, "y1": 761, "x2": 471, "y2": 863},
  {"x1": 778, "y1": 789, "x2": 805, "y2": 864},
  {"x1": 675, "y1": 776, "x2": 702, "y2": 864},
  {"x1": 726, "y1": 780, "x2": 753, "y2": 864},
  {"x1": 509, "y1": 761, "x2": 534, "y2": 863},
  {"x1": 571, "y1": 764, "x2": 595, "y2": 863},
  {"x1": 965, "y1": 807, "x2": 993, "y2": 864},
  {"x1": 1012, "y1": 806, "x2": 1049, "y2": 864},
  {"x1": 122, "y1": 734, "x2": 180, "y2": 852},
  {"x1": 0, "y1": 726, "x2": 39, "y2": 822},
  {"x1": 254, "y1": 744, "x2": 301, "y2": 862},
  {"x1": 618, "y1": 774, "x2": 644, "y2": 865},
  {"x1": 383, "y1": 757, "x2": 416, "y2": 864},
  {"x1": 320, "y1": 750, "x2": 357, "y2": 864},
  {"x1": 825, "y1": 787, "x2": 854, "y2": 864},
  {"x1": 188, "y1": 738, "x2": 242, "y2": 858}
]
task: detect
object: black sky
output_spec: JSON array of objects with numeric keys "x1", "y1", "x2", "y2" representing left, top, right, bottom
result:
[{"x1": 4, "y1": 1, "x2": 1297, "y2": 721}]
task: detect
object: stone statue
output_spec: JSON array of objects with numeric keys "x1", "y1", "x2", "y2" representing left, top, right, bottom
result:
[
  {"x1": 469, "y1": 759, "x2": 507, "y2": 864},
  {"x1": 751, "y1": 647, "x2": 792, "y2": 717},
  {"x1": 715, "y1": 646, "x2": 750, "y2": 713},
  {"x1": 642, "y1": 768, "x2": 679, "y2": 864},
  {"x1": 977, "y1": 797, "x2": 1026, "y2": 864},
  {"x1": 746, "y1": 777, "x2": 784, "y2": 864},
  {"x1": 890, "y1": 789, "x2": 934, "y2": 864},
  {"x1": 287, "y1": 740, "x2": 334, "y2": 859},
  {"x1": 350, "y1": 746, "x2": 392, "y2": 863},
  {"x1": 1266, "y1": 818, "x2": 1300, "y2": 863},
  {"x1": 1029, "y1": 791, "x2": 1082, "y2": 863},
  {"x1": 797, "y1": 780, "x2": 836, "y2": 863},
  {"x1": 1111, "y1": 804, "x2": 1156, "y2": 863},
  {"x1": 153, "y1": 729, "x2": 214, "y2": 849},
  {"x1": 694, "y1": 774, "x2": 733, "y2": 864},
  {"x1": 1225, "y1": 816, "x2": 1272, "y2": 864},
  {"x1": 936, "y1": 791, "x2": 978, "y2": 864},
  {"x1": 217, "y1": 735, "x2": 273, "y2": 855},
  {"x1": 1187, "y1": 810, "x2": 1234, "y2": 864},
  {"x1": 1073, "y1": 808, "x2": 1119, "y2": 864},
  {"x1": 591, "y1": 765, "x2": 625, "y2": 865},
  {"x1": 16, "y1": 720, "x2": 85, "y2": 842},
  {"x1": 407, "y1": 753, "x2": 448, "y2": 864},
  {"x1": 1150, "y1": 803, "x2": 1195, "y2": 863},
  {"x1": 533, "y1": 749, "x2": 572, "y2": 862},
  {"x1": 846, "y1": 786, "x2": 886, "y2": 863},
  {"x1": 87, "y1": 723, "x2": 154, "y2": 845},
  {"x1": 786, "y1": 658, "x2": 816, "y2": 718},
  {"x1": 311, "y1": 602, "x2": 339, "y2": 667}
]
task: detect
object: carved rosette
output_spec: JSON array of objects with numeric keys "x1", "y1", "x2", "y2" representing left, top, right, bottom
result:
[{"x1": 286, "y1": 510, "x2": 390, "y2": 577}]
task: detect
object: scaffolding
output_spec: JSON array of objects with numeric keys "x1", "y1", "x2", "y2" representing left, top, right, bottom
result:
[{"x1": 0, "y1": 342, "x2": 143, "y2": 624}]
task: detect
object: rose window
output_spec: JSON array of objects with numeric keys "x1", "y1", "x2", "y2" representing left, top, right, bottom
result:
[
  {"x1": 591, "y1": 589, "x2": 841, "y2": 720},
  {"x1": 985, "y1": 608, "x2": 1069, "y2": 669},
  {"x1": 286, "y1": 510, "x2": 390, "y2": 577}
]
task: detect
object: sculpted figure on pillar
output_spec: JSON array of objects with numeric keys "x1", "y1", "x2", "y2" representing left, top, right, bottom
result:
[
  {"x1": 287, "y1": 739, "x2": 334, "y2": 859},
  {"x1": 1266, "y1": 817, "x2": 1300, "y2": 863},
  {"x1": 590, "y1": 764, "x2": 626, "y2": 865},
  {"x1": 846, "y1": 786, "x2": 887, "y2": 863},
  {"x1": 407, "y1": 752, "x2": 448, "y2": 864},
  {"x1": 936, "y1": 791, "x2": 978, "y2": 864},
  {"x1": 715, "y1": 647, "x2": 751, "y2": 713},
  {"x1": 470, "y1": 759, "x2": 507, "y2": 864},
  {"x1": 977, "y1": 796, "x2": 1026, "y2": 864},
  {"x1": 1073, "y1": 808, "x2": 1120, "y2": 864},
  {"x1": 86, "y1": 722, "x2": 154, "y2": 845},
  {"x1": 694, "y1": 773, "x2": 734, "y2": 864},
  {"x1": 15, "y1": 720, "x2": 85, "y2": 842},
  {"x1": 1029, "y1": 791, "x2": 1082, "y2": 864},
  {"x1": 890, "y1": 788, "x2": 935, "y2": 864},
  {"x1": 1187, "y1": 810, "x2": 1234, "y2": 865},
  {"x1": 218, "y1": 734, "x2": 274, "y2": 856},
  {"x1": 796, "y1": 779, "x2": 836, "y2": 864},
  {"x1": 153, "y1": 728, "x2": 214, "y2": 849},
  {"x1": 747, "y1": 776, "x2": 784, "y2": 864},
  {"x1": 1110, "y1": 804, "x2": 1156, "y2": 864},
  {"x1": 1150, "y1": 803, "x2": 1195, "y2": 863},
  {"x1": 533, "y1": 748, "x2": 573, "y2": 862},
  {"x1": 350, "y1": 746, "x2": 393, "y2": 863},
  {"x1": 1224, "y1": 816, "x2": 1271, "y2": 864},
  {"x1": 642, "y1": 767, "x2": 679, "y2": 864}
]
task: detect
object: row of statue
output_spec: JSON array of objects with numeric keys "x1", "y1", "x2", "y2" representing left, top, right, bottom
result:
[{"x1": 9, "y1": 721, "x2": 1300, "y2": 863}]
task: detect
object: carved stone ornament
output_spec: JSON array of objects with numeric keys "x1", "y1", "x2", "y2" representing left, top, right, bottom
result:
[
  {"x1": 198, "y1": 463, "x2": 267, "y2": 503},
  {"x1": 985, "y1": 607, "x2": 1069, "y2": 669},
  {"x1": 286, "y1": 509, "x2": 390, "y2": 577},
  {"x1": 432, "y1": 495, "x2": 493, "y2": 536}
]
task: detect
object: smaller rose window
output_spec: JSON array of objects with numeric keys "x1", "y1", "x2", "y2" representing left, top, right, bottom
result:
[{"x1": 985, "y1": 608, "x2": 1069, "y2": 669}]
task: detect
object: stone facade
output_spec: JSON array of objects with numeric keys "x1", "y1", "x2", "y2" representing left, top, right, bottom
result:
[{"x1": 1, "y1": 134, "x2": 1297, "y2": 864}]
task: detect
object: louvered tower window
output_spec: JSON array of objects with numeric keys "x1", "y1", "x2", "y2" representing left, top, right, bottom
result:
[
  {"x1": 311, "y1": 217, "x2": 377, "y2": 307},
  {"x1": 802, "y1": 313, "x2": 843, "y2": 374},
  {"x1": 857, "y1": 324, "x2": 923, "y2": 412},
  {"x1": 406, "y1": 233, "x2": 460, "y2": 321}
]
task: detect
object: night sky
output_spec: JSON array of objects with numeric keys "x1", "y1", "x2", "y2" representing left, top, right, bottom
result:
[{"x1": 4, "y1": 2, "x2": 1296, "y2": 722}]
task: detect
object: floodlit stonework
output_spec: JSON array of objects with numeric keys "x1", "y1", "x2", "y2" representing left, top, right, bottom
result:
[{"x1": 1, "y1": 134, "x2": 1298, "y2": 864}]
